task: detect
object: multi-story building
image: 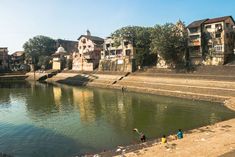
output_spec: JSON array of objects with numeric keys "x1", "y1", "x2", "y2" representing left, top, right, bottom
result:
[
  {"x1": 72, "y1": 30, "x2": 104, "y2": 71},
  {"x1": 10, "y1": 51, "x2": 26, "y2": 71},
  {"x1": 187, "y1": 19, "x2": 208, "y2": 65},
  {"x1": 0, "y1": 47, "x2": 9, "y2": 72},
  {"x1": 98, "y1": 37, "x2": 136, "y2": 72},
  {"x1": 203, "y1": 16, "x2": 235, "y2": 65},
  {"x1": 188, "y1": 16, "x2": 235, "y2": 65}
]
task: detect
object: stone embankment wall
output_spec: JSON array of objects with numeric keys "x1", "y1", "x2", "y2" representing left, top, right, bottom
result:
[
  {"x1": 46, "y1": 69, "x2": 235, "y2": 103},
  {"x1": 99, "y1": 58, "x2": 134, "y2": 72},
  {"x1": 0, "y1": 74, "x2": 28, "y2": 81}
]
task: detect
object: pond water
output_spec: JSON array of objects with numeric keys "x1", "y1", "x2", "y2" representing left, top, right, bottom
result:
[{"x1": 0, "y1": 81, "x2": 234, "y2": 157}]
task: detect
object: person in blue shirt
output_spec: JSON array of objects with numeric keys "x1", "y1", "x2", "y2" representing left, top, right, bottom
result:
[{"x1": 177, "y1": 129, "x2": 183, "y2": 139}]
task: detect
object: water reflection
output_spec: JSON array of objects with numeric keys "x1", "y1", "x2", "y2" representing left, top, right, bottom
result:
[
  {"x1": 72, "y1": 88, "x2": 95, "y2": 123},
  {"x1": 53, "y1": 86, "x2": 62, "y2": 108}
]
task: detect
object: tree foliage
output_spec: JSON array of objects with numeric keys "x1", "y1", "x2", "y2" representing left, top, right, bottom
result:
[
  {"x1": 150, "y1": 23, "x2": 188, "y2": 67},
  {"x1": 111, "y1": 26, "x2": 156, "y2": 66},
  {"x1": 37, "y1": 56, "x2": 52, "y2": 70},
  {"x1": 23, "y1": 35, "x2": 56, "y2": 69}
]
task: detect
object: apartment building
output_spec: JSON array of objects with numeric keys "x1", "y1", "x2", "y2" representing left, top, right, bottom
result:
[
  {"x1": 203, "y1": 16, "x2": 235, "y2": 65},
  {"x1": 98, "y1": 37, "x2": 136, "y2": 72},
  {"x1": 188, "y1": 16, "x2": 235, "y2": 65},
  {"x1": 187, "y1": 19, "x2": 208, "y2": 65}
]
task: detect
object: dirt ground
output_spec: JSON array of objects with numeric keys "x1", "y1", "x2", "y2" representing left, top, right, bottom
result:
[{"x1": 116, "y1": 99, "x2": 235, "y2": 157}]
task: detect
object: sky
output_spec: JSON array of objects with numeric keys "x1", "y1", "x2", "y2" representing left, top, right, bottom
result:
[{"x1": 1, "y1": 0, "x2": 235, "y2": 54}]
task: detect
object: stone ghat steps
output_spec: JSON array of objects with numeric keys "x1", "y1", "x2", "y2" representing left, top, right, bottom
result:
[
  {"x1": 122, "y1": 76, "x2": 235, "y2": 89},
  {"x1": 87, "y1": 74, "x2": 123, "y2": 86},
  {"x1": 46, "y1": 72, "x2": 235, "y2": 102},
  {"x1": 46, "y1": 73, "x2": 123, "y2": 86},
  {"x1": 116, "y1": 80, "x2": 235, "y2": 98},
  {"x1": 132, "y1": 72, "x2": 235, "y2": 81},
  {"x1": 113, "y1": 75, "x2": 235, "y2": 101},
  {"x1": 143, "y1": 65, "x2": 235, "y2": 75},
  {"x1": 0, "y1": 75, "x2": 28, "y2": 81},
  {"x1": 114, "y1": 84, "x2": 229, "y2": 102}
]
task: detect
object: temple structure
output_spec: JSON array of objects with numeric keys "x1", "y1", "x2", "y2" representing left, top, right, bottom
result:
[{"x1": 52, "y1": 45, "x2": 72, "y2": 70}]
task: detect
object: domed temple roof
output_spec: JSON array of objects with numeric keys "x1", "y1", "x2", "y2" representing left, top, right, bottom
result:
[{"x1": 56, "y1": 45, "x2": 67, "y2": 53}]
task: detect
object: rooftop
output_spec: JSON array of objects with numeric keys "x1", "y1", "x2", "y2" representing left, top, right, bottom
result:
[
  {"x1": 12, "y1": 51, "x2": 25, "y2": 57},
  {"x1": 78, "y1": 35, "x2": 104, "y2": 45},
  {"x1": 187, "y1": 19, "x2": 208, "y2": 28},
  {"x1": 204, "y1": 16, "x2": 235, "y2": 24}
]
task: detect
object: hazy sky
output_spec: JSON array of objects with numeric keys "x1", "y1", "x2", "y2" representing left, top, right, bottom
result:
[{"x1": 1, "y1": 0, "x2": 235, "y2": 53}]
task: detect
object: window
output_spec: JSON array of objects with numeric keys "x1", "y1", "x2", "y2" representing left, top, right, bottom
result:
[
  {"x1": 189, "y1": 28, "x2": 198, "y2": 33},
  {"x1": 124, "y1": 41, "x2": 129, "y2": 46},
  {"x1": 116, "y1": 50, "x2": 122, "y2": 55},
  {"x1": 205, "y1": 25, "x2": 211, "y2": 29},
  {"x1": 110, "y1": 50, "x2": 115, "y2": 55},
  {"x1": 126, "y1": 50, "x2": 131, "y2": 56},
  {"x1": 189, "y1": 35, "x2": 200, "y2": 40},
  {"x1": 82, "y1": 39, "x2": 86, "y2": 43},
  {"x1": 226, "y1": 23, "x2": 230, "y2": 28},
  {"x1": 79, "y1": 46, "x2": 81, "y2": 49},
  {"x1": 226, "y1": 33, "x2": 229, "y2": 38},
  {"x1": 231, "y1": 32, "x2": 234, "y2": 39},
  {"x1": 88, "y1": 45, "x2": 91, "y2": 48},
  {"x1": 105, "y1": 51, "x2": 109, "y2": 56},
  {"x1": 215, "y1": 33, "x2": 221, "y2": 38},
  {"x1": 215, "y1": 45, "x2": 223, "y2": 52},
  {"x1": 83, "y1": 46, "x2": 86, "y2": 49},
  {"x1": 193, "y1": 46, "x2": 200, "y2": 51},
  {"x1": 106, "y1": 44, "x2": 110, "y2": 48},
  {"x1": 215, "y1": 24, "x2": 223, "y2": 32},
  {"x1": 208, "y1": 45, "x2": 212, "y2": 50},
  {"x1": 189, "y1": 46, "x2": 200, "y2": 54}
]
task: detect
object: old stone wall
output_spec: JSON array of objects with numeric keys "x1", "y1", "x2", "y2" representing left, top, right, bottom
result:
[{"x1": 98, "y1": 58, "x2": 134, "y2": 72}]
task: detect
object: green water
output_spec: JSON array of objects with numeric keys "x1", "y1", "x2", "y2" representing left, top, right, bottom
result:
[{"x1": 0, "y1": 82, "x2": 234, "y2": 157}]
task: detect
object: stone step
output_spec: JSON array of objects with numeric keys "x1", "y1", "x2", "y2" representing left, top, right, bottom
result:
[
  {"x1": 114, "y1": 84, "x2": 229, "y2": 102},
  {"x1": 131, "y1": 72, "x2": 235, "y2": 81},
  {"x1": 123, "y1": 76, "x2": 235, "y2": 89},
  {"x1": 117, "y1": 81, "x2": 235, "y2": 98},
  {"x1": 119, "y1": 79, "x2": 235, "y2": 91}
]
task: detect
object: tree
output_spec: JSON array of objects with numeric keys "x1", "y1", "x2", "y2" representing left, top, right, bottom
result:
[
  {"x1": 150, "y1": 23, "x2": 188, "y2": 68},
  {"x1": 111, "y1": 26, "x2": 156, "y2": 67},
  {"x1": 23, "y1": 35, "x2": 56, "y2": 69},
  {"x1": 37, "y1": 56, "x2": 52, "y2": 70}
]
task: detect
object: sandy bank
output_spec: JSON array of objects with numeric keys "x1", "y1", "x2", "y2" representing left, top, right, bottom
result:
[{"x1": 118, "y1": 118, "x2": 235, "y2": 157}]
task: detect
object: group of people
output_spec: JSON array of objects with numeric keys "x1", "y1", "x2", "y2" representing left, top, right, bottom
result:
[
  {"x1": 161, "y1": 129, "x2": 183, "y2": 144},
  {"x1": 133, "y1": 128, "x2": 183, "y2": 143}
]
